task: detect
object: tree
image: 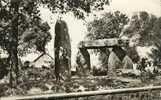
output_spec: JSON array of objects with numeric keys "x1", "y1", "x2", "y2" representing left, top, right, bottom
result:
[
  {"x1": 0, "y1": 0, "x2": 52, "y2": 90},
  {"x1": 122, "y1": 12, "x2": 157, "y2": 45},
  {"x1": 122, "y1": 11, "x2": 161, "y2": 62},
  {"x1": 0, "y1": 0, "x2": 110, "y2": 90},
  {"x1": 39, "y1": 0, "x2": 110, "y2": 19},
  {"x1": 151, "y1": 17, "x2": 161, "y2": 62},
  {"x1": 86, "y1": 11, "x2": 129, "y2": 40}
]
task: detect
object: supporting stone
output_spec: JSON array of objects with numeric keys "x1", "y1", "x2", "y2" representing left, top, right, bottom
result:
[
  {"x1": 76, "y1": 48, "x2": 91, "y2": 76},
  {"x1": 108, "y1": 51, "x2": 122, "y2": 77}
]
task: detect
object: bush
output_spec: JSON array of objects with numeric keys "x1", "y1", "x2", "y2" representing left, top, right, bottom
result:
[{"x1": 92, "y1": 66, "x2": 107, "y2": 76}]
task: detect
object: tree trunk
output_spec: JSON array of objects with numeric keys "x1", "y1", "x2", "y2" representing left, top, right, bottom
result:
[
  {"x1": 8, "y1": 0, "x2": 19, "y2": 89},
  {"x1": 9, "y1": 48, "x2": 19, "y2": 88}
]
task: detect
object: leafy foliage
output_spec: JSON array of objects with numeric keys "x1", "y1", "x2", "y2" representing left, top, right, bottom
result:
[
  {"x1": 19, "y1": 21, "x2": 51, "y2": 55},
  {"x1": 151, "y1": 17, "x2": 161, "y2": 61},
  {"x1": 39, "y1": 0, "x2": 110, "y2": 19},
  {"x1": 0, "y1": 0, "x2": 51, "y2": 55},
  {"x1": 122, "y1": 11, "x2": 161, "y2": 61},
  {"x1": 123, "y1": 12, "x2": 157, "y2": 45},
  {"x1": 86, "y1": 11, "x2": 129, "y2": 40}
]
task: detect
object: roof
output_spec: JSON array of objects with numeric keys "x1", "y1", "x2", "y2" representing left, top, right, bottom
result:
[{"x1": 32, "y1": 53, "x2": 54, "y2": 68}]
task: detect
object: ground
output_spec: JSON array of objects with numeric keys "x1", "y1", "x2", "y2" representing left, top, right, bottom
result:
[{"x1": 0, "y1": 67, "x2": 161, "y2": 97}]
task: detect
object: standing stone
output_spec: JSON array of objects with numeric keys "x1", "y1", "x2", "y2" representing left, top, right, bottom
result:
[{"x1": 54, "y1": 19, "x2": 71, "y2": 81}]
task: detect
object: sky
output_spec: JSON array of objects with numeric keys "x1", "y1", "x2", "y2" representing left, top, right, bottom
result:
[
  {"x1": 22, "y1": 0, "x2": 161, "y2": 67},
  {"x1": 110, "y1": 0, "x2": 161, "y2": 17}
]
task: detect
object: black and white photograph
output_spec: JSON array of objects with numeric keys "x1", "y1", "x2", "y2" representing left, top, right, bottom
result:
[{"x1": 0, "y1": 0, "x2": 161, "y2": 100}]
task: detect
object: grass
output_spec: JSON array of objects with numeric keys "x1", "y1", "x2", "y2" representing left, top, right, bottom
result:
[{"x1": 0, "y1": 67, "x2": 161, "y2": 97}]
